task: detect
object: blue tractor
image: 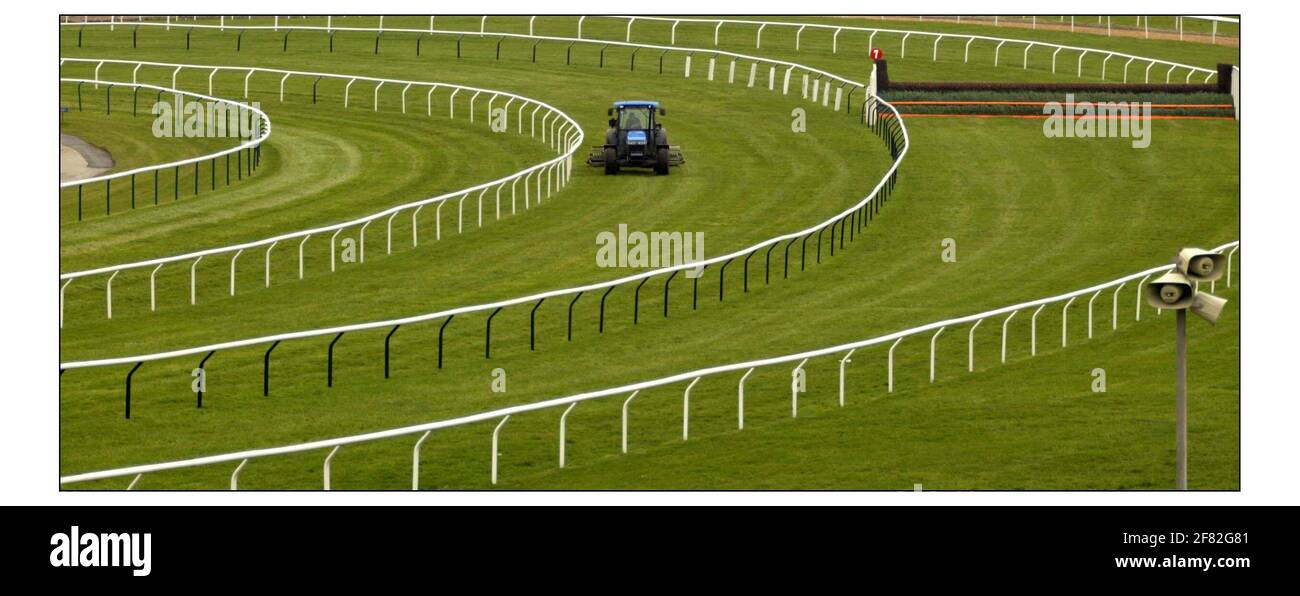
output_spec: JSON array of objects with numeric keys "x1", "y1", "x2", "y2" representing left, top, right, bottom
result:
[{"x1": 586, "y1": 100, "x2": 684, "y2": 175}]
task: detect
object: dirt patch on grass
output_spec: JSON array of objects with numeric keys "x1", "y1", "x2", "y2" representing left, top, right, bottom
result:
[{"x1": 60, "y1": 133, "x2": 114, "y2": 183}]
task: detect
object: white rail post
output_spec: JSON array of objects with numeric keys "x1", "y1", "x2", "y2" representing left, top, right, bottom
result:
[
  {"x1": 1111, "y1": 282, "x2": 1127, "y2": 330},
  {"x1": 968, "y1": 319, "x2": 983, "y2": 372},
  {"x1": 344, "y1": 78, "x2": 356, "y2": 108},
  {"x1": 929, "y1": 327, "x2": 945, "y2": 383},
  {"x1": 901, "y1": 32, "x2": 910, "y2": 58},
  {"x1": 373, "y1": 81, "x2": 385, "y2": 112},
  {"x1": 791, "y1": 358, "x2": 809, "y2": 417},
  {"x1": 149, "y1": 264, "x2": 163, "y2": 311},
  {"x1": 59, "y1": 279, "x2": 73, "y2": 329},
  {"x1": 888, "y1": 337, "x2": 903, "y2": 393},
  {"x1": 737, "y1": 367, "x2": 755, "y2": 429},
  {"x1": 964, "y1": 37, "x2": 973, "y2": 63},
  {"x1": 412, "y1": 430, "x2": 431, "y2": 490},
  {"x1": 1001, "y1": 310, "x2": 1018, "y2": 363},
  {"x1": 577, "y1": 16, "x2": 585, "y2": 39},
  {"x1": 1061, "y1": 296, "x2": 1078, "y2": 347},
  {"x1": 297, "y1": 235, "x2": 310, "y2": 279},
  {"x1": 714, "y1": 21, "x2": 723, "y2": 45},
  {"x1": 491, "y1": 415, "x2": 510, "y2": 485},
  {"x1": 1136, "y1": 274, "x2": 1152, "y2": 321},
  {"x1": 264, "y1": 241, "x2": 277, "y2": 287},
  {"x1": 411, "y1": 205, "x2": 425, "y2": 247},
  {"x1": 672, "y1": 20, "x2": 679, "y2": 44},
  {"x1": 626, "y1": 17, "x2": 635, "y2": 42},
  {"x1": 329, "y1": 229, "x2": 342, "y2": 271},
  {"x1": 1031, "y1": 304, "x2": 1046, "y2": 356},
  {"x1": 621, "y1": 390, "x2": 639, "y2": 454},
  {"x1": 401, "y1": 83, "x2": 411, "y2": 114},
  {"x1": 529, "y1": 16, "x2": 535, "y2": 36},
  {"x1": 833, "y1": 28, "x2": 841, "y2": 53},
  {"x1": 994, "y1": 40, "x2": 1005, "y2": 66},
  {"x1": 1052, "y1": 47, "x2": 1061, "y2": 73},
  {"x1": 229, "y1": 249, "x2": 243, "y2": 296},
  {"x1": 933, "y1": 35, "x2": 941, "y2": 61},
  {"x1": 683, "y1": 377, "x2": 700, "y2": 440},
  {"x1": 323, "y1": 445, "x2": 340, "y2": 490},
  {"x1": 358, "y1": 220, "x2": 372, "y2": 263},
  {"x1": 244, "y1": 69, "x2": 253, "y2": 98},
  {"x1": 756, "y1": 23, "x2": 765, "y2": 48},
  {"x1": 559, "y1": 402, "x2": 577, "y2": 468},
  {"x1": 208, "y1": 68, "x2": 218, "y2": 95},
  {"x1": 795, "y1": 25, "x2": 805, "y2": 50},
  {"x1": 279, "y1": 73, "x2": 290, "y2": 102},
  {"x1": 1122, "y1": 57, "x2": 1134, "y2": 83},
  {"x1": 127, "y1": 474, "x2": 142, "y2": 490},
  {"x1": 1023, "y1": 43, "x2": 1031, "y2": 69},
  {"x1": 386, "y1": 212, "x2": 398, "y2": 254},
  {"x1": 190, "y1": 256, "x2": 202, "y2": 305},
  {"x1": 1087, "y1": 290, "x2": 1102, "y2": 338},
  {"x1": 105, "y1": 271, "x2": 119, "y2": 319},
  {"x1": 838, "y1": 349, "x2": 855, "y2": 407},
  {"x1": 230, "y1": 459, "x2": 248, "y2": 490}
]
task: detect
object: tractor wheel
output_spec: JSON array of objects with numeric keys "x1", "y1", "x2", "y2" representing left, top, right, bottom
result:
[
  {"x1": 604, "y1": 147, "x2": 619, "y2": 175},
  {"x1": 654, "y1": 147, "x2": 670, "y2": 175}
]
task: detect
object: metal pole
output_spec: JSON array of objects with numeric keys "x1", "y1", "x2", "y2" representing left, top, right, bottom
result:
[{"x1": 1176, "y1": 309, "x2": 1188, "y2": 490}]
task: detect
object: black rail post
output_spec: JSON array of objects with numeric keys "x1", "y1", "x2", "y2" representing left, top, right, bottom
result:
[
  {"x1": 105, "y1": 84, "x2": 112, "y2": 115},
  {"x1": 600, "y1": 44, "x2": 607, "y2": 68},
  {"x1": 77, "y1": 185, "x2": 82, "y2": 221},
  {"x1": 845, "y1": 86, "x2": 856, "y2": 116},
  {"x1": 414, "y1": 34, "x2": 420, "y2": 56},
  {"x1": 631, "y1": 47, "x2": 640, "y2": 70},
  {"x1": 78, "y1": 25, "x2": 83, "y2": 47},
  {"x1": 659, "y1": 50, "x2": 668, "y2": 74},
  {"x1": 327, "y1": 332, "x2": 344, "y2": 387},
  {"x1": 692, "y1": 272, "x2": 699, "y2": 310},
  {"x1": 456, "y1": 34, "x2": 463, "y2": 59},
  {"x1": 211, "y1": 157, "x2": 216, "y2": 190},
  {"x1": 384, "y1": 325, "x2": 400, "y2": 378},
  {"x1": 530, "y1": 299, "x2": 544, "y2": 351},
  {"x1": 197, "y1": 351, "x2": 214, "y2": 408},
  {"x1": 839, "y1": 216, "x2": 847, "y2": 249},
  {"x1": 105, "y1": 179, "x2": 110, "y2": 215},
  {"x1": 312, "y1": 76, "x2": 321, "y2": 104},
  {"x1": 130, "y1": 174, "x2": 135, "y2": 209},
  {"x1": 283, "y1": 29, "x2": 291, "y2": 52},
  {"x1": 801, "y1": 234, "x2": 810, "y2": 271},
  {"x1": 784, "y1": 238, "x2": 796, "y2": 278},
  {"x1": 719, "y1": 258, "x2": 732, "y2": 301},
  {"x1": 186, "y1": 29, "x2": 191, "y2": 50},
  {"x1": 263, "y1": 340, "x2": 280, "y2": 396},
  {"x1": 485, "y1": 307, "x2": 503, "y2": 359},
  {"x1": 495, "y1": 37, "x2": 503, "y2": 60},
  {"x1": 438, "y1": 315, "x2": 454, "y2": 369},
  {"x1": 125, "y1": 362, "x2": 143, "y2": 420},
  {"x1": 77, "y1": 82, "x2": 83, "y2": 111},
  {"x1": 374, "y1": 32, "x2": 383, "y2": 54},
  {"x1": 567, "y1": 292, "x2": 582, "y2": 341},
  {"x1": 132, "y1": 87, "x2": 138, "y2": 116},
  {"x1": 633, "y1": 277, "x2": 649, "y2": 323},
  {"x1": 599, "y1": 286, "x2": 614, "y2": 333},
  {"x1": 663, "y1": 270, "x2": 678, "y2": 316},
  {"x1": 174, "y1": 166, "x2": 179, "y2": 200},
  {"x1": 743, "y1": 251, "x2": 755, "y2": 292},
  {"x1": 194, "y1": 162, "x2": 199, "y2": 195},
  {"x1": 225, "y1": 154, "x2": 230, "y2": 186},
  {"x1": 153, "y1": 170, "x2": 159, "y2": 206},
  {"x1": 816, "y1": 227, "x2": 824, "y2": 262},
  {"x1": 330, "y1": 31, "x2": 336, "y2": 53},
  {"x1": 237, "y1": 30, "x2": 244, "y2": 51},
  {"x1": 765, "y1": 243, "x2": 777, "y2": 284}
]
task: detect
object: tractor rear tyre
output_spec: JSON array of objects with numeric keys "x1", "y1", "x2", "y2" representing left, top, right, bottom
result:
[
  {"x1": 604, "y1": 147, "x2": 619, "y2": 175},
  {"x1": 654, "y1": 147, "x2": 670, "y2": 175}
]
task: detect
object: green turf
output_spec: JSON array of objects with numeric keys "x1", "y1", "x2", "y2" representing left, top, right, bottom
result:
[{"x1": 57, "y1": 17, "x2": 1240, "y2": 490}]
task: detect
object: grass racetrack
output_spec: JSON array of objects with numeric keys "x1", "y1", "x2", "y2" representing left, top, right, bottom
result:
[{"x1": 58, "y1": 16, "x2": 1239, "y2": 490}]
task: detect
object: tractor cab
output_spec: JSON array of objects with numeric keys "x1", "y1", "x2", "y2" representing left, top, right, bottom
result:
[{"x1": 587, "y1": 100, "x2": 684, "y2": 175}]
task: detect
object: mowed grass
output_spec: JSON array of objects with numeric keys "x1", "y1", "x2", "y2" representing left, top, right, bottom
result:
[{"x1": 58, "y1": 19, "x2": 1239, "y2": 489}]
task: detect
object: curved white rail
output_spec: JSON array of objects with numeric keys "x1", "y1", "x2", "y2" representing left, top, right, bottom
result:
[
  {"x1": 58, "y1": 59, "x2": 583, "y2": 284},
  {"x1": 602, "y1": 15, "x2": 1219, "y2": 83},
  {"x1": 59, "y1": 241, "x2": 1237, "y2": 486},
  {"x1": 58, "y1": 77, "x2": 271, "y2": 188},
  {"x1": 59, "y1": 67, "x2": 902, "y2": 369}
]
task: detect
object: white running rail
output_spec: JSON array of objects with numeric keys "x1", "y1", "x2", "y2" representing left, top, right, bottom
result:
[
  {"x1": 58, "y1": 241, "x2": 1238, "y2": 487},
  {"x1": 58, "y1": 77, "x2": 271, "y2": 189},
  {"x1": 58, "y1": 58, "x2": 584, "y2": 322}
]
